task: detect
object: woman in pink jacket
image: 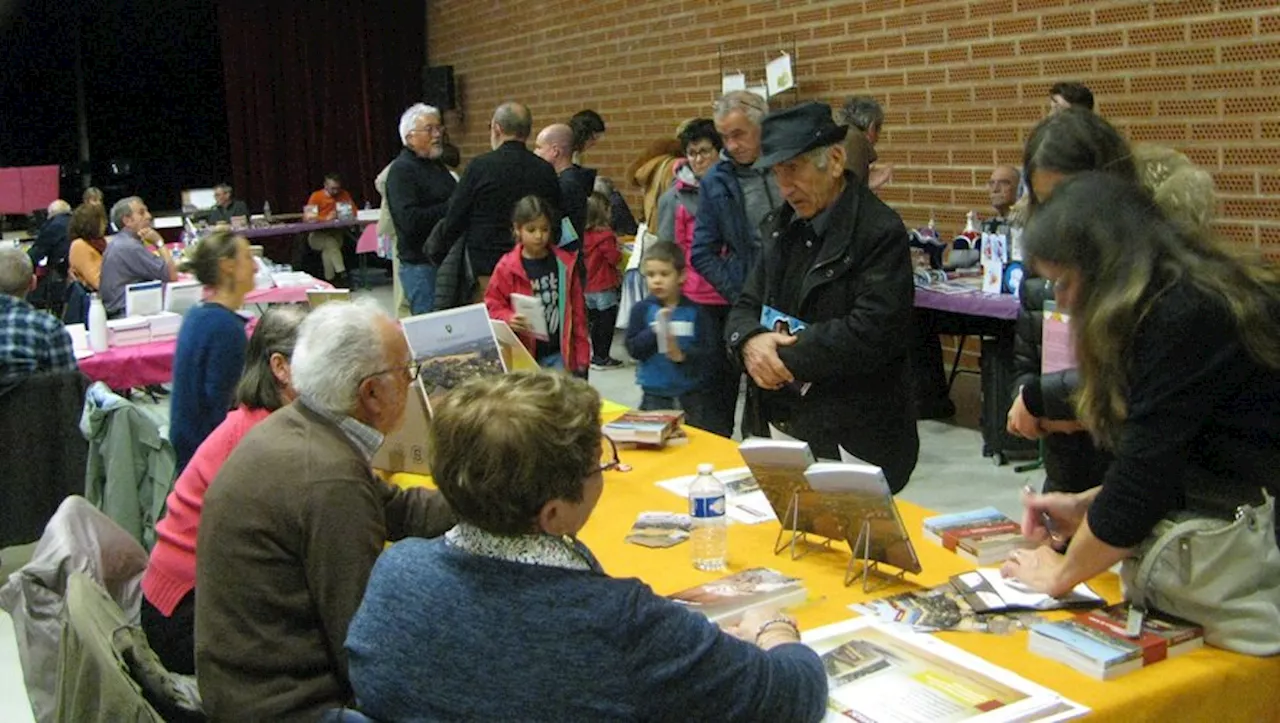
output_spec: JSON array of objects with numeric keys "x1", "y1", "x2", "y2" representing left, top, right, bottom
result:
[{"x1": 140, "y1": 306, "x2": 308, "y2": 674}]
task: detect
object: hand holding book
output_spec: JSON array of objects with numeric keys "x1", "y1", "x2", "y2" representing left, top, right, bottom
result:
[{"x1": 508, "y1": 314, "x2": 532, "y2": 334}]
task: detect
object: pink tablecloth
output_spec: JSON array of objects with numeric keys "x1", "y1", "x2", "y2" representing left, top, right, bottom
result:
[
  {"x1": 356, "y1": 223, "x2": 379, "y2": 255},
  {"x1": 914, "y1": 287, "x2": 1020, "y2": 320},
  {"x1": 244, "y1": 279, "x2": 334, "y2": 305},
  {"x1": 78, "y1": 340, "x2": 177, "y2": 390}
]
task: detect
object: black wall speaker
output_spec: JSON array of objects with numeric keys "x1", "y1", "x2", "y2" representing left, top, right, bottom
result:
[{"x1": 423, "y1": 65, "x2": 456, "y2": 109}]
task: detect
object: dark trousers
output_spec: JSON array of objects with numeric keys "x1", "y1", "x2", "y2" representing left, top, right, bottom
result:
[
  {"x1": 587, "y1": 305, "x2": 619, "y2": 362},
  {"x1": 140, "y1": 590, "x2": 195, "y2": 675},
  {"x1": 641, "y1": 391, "x2": 710, "y2": 431},
  {"x1": 697, "y1": 302, "x2": 738, "y2": 438}
]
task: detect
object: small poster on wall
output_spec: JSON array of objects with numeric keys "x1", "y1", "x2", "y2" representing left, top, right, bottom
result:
[
  {"x1": 721, "y1": 72, "x2": 746, "y2": 94},
  {"x1": 766, "y1": 52, "x2": 794, "y2": 95}
]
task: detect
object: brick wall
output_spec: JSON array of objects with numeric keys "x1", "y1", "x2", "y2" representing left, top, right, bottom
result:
[{"x1": 428, "y1": 0, "x2": 1280, "y2": 259}]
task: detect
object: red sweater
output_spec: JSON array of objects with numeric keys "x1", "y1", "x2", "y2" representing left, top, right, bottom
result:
[
  {"x1": 484, "y1": 245, "x2": 590, "y2": 373},
  {"x1": 142, "y1": 405, "x2": 273, "y2": 615},
  {"x1": 584, "y1": 227, "x2": 622, "y2": 294}
]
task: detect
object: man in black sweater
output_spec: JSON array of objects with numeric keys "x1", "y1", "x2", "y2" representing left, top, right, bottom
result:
[
  {"x1": 430, "y1": 102, "x2": 562, "y2": 299},
  {"x1": 534, "y1": 122, "x2": 592, "y2": 247},
  {"x1": 386, "y1": 103, "x2": 457, "y2": 314}
]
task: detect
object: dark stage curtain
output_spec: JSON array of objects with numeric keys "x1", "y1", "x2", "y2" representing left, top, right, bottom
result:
[{"x1": 217, "y1": 0, "x2": 425, "y2": 212}]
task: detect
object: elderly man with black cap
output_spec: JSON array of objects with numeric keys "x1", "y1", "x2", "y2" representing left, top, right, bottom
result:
[{"x1": 725, "y1": 102, "x2": 919, "y2": 493}]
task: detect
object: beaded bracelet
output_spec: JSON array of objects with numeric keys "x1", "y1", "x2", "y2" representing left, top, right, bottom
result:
[{"x1": 755, "y1": 617, "x2": 800, "y2": 644}]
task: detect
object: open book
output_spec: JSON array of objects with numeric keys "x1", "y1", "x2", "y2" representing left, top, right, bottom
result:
[
  {"x1": 738, "y1": 438, "x2": 922, "y2": 575},
  {"x1": 950, "y1": 569, "x2": 1102, "y2": 613}
]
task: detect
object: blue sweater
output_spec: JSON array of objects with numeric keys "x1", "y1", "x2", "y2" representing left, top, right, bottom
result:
[
  {"x1": 624, "y1": 295, "x2": 713, "y2": 398},
  {"x1": 346, "y1": 537, "x2": 827, "y2": 722},
  {"x1": 168, "y1": 302, "x2": 247, "y2": 472}
]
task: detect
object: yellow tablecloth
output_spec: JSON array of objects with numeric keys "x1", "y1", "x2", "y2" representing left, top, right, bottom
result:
[{"x1": 383, "y1": 414, "x2": 1280, "y2": 722}]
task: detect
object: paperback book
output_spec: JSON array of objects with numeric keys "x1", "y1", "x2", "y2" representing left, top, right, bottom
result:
[
  {"x1": 625, "y1": 512, "x2": 692, "y2": 548},
  {"x1": 603, "y1": 409, "x2": 686, "y2": 448},
  {"x1": 922, "y1": 507, "x2": 1032, "y2": 565},
  {"x1": 1030, "y1": 604, "x2": 1205, "y2": 679},
  {"x1": 668, "y1": 567, "x2": 806, "y2": 624},
  {"x1": 738, "y1": 438, "x2": 922, "y2": 576},
  {"x1": 401, "y1": 303, "x2": 506, "y2": 413}
]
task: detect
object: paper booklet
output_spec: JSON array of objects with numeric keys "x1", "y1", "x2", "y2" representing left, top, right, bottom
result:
[
  {"x1": 805, "y1": 617, "x2": 1088, "y2": 722},
  {"x1": 125, "y1": 280, "x2": 164, "y2": 318},
  {"x1": 655, "y1": 466, "x2": 777, "y2": 525},
  {"x1": 950, "y1": 569, "x2": 1103, "y2": 614},
  {"x1": 625, "y1": 512, "x2": 692, "y2": 548},
  {"x1": 401, "y1": 304, "x2": 506, "y2": 414},
  {"x1": 759, "y1": 306, "x2": 811, "y2": 395},
  {"x1": 509, "y1": 293, "x2": 550, "y2": 341},
  {"x1": 163, "y1": 280, "x2": 203, "y2": 316},
  {"x1": 738, "y1": 437, "x2": 922, "y2": 575},
  {"x1": 668, "y1": 568, "x2": 807, "y2": 624}
]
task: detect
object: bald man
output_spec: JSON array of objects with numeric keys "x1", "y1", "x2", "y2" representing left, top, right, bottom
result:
[
  {"x1": 534, "y1": 123, "x2": 590, "y2": 245},
  {"x1": 432, "y1": 102, "x2": 563, "y2": 297},
  {"x1": 27, "y1": 199, "x2": 73, "y2": 273}
]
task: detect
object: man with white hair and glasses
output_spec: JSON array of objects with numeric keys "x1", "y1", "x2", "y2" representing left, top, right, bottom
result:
[
  {"x1": 194, "y1": 300, "x2": 454, "y2": 721},
  {"x1": 386, "y1": 103, "x2": 457, "y2": 314},
  {"x1": 690, "y1": 90, "x2": 780, "y2": 437}
]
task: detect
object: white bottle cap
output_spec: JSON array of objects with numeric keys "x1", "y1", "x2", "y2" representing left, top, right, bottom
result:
[{"x1": 697, "y1": 463, "x2": 714, "y2": 474}]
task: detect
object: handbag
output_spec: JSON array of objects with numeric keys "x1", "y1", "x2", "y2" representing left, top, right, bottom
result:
[{"x1": 1120, "y1": 489, "x2": 1280, "y2": 656}]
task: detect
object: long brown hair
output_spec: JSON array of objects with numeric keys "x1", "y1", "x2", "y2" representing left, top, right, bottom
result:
[{"x1": 1022, "y1": 172, "x2": 1280, "y2": 446}]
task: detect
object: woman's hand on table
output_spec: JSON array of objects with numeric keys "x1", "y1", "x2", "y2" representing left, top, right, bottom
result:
[
  {"x1": 724, "y1": 607, "x2": 801, "y2": 651},
  {"x1": 1000, "y1": 546, "x2": 1069, "y2": 596}
]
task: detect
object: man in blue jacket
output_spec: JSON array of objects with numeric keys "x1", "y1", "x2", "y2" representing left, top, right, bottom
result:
[{"x1": 690, "y1": 91, "x2": 780, "y2": 437}]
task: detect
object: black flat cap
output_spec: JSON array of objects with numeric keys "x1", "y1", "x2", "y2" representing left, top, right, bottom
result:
[{"x1": 754, "y1": 101, "x2": 849, "y2": 169}]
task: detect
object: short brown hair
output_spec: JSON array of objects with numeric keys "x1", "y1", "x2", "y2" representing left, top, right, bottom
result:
[
  {"x1": 641, "y1": 240, "x2": 685, "y2": 273},
  {"x1": 428, "y1": 371, "x2": 602, "y2": 535},
  {"x1": 68, "y1": 203, "x2": 107, "y2": 242}
]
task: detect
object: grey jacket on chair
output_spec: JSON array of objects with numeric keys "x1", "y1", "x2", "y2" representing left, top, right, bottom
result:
[
  {"x1": 80, "y1": 382, "x2": 177, "y2": 551},
  {"x1": 0, "y1": 496, "x2": 148, "y2": 723}
]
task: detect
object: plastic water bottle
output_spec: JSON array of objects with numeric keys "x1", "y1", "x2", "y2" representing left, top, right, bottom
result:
[
  {"x1": 689, "y1": 463, "x2": 727, "y2": 571},
  {"x1": 88, "y1": 293, "x2": 109, "y2": 352}
]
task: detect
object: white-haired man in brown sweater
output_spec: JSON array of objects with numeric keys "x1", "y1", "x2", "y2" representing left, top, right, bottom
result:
[{"x1": 195, "y1": 299, "x2": 454, "y2": 722}]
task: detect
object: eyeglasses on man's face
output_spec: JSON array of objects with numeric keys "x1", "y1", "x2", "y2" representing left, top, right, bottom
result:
[{"x1": 358, "y1": 361, "x2": 423, "y2": 387}]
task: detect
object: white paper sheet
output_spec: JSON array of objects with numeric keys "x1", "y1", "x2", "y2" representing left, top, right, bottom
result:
[
  {"x1": 766, "y1": 52, "x2": 794, "y2": 95},
  {"x1": 721, "y1": 72, "x2": 746, "y2": 94},
  {"x1": 655, "y1": 466, "x2": 777, "y2": 525},
  {"x1": 510, "y1": 293, "x2": 549, "y2": 341}
]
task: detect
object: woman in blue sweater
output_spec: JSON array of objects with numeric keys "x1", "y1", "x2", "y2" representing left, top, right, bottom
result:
[
  {"x1": 346, "y1": 371, "x2": 827, "y2": 722},
  {"x1": 168, "y1": 229, "x2": 256, "y2": 473}
]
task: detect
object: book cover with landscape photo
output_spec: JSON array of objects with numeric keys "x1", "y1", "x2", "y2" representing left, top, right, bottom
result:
[{"x1": 401, "y1": 303, "x2": 506, "y2": 412}]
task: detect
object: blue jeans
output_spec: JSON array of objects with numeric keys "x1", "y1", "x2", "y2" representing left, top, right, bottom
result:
[
  {"x1": 538, "y1": 352, "x2": 564, "y2": 370},
  {"x1": 399, "y1": 262, "x2": 438, "y2": 315}
]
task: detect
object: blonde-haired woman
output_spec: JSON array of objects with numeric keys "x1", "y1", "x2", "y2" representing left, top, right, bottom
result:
[{"x1": 347, "y1": 371, "x2": 827, "y2": 722}]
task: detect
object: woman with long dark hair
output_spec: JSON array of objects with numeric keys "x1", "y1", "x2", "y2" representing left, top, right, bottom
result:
[{"x1": 1001, "y1": 172, "x2": 1280, "y2": 601}]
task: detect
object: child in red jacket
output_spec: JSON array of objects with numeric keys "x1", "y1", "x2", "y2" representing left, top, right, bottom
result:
[
  {"x1": 584, "y1": 191, "x2": 623, "y2": 369},
  {"x1": 485, "y1": 195, "x2": 589, "y2": 375}
]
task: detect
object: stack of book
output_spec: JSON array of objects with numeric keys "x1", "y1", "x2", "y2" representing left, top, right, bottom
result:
[
  {"x1": 145, "y1": 311, "x2": 183, "y2": 342},
  {"x1": 105, "y1": 318, "x2": 151, "y2": 347},
  {"x1": 604, "y1": 409, "x2": 686, "y2": 448},
  {"x1": 922, "y1": 507, "x2": 1031, "y2": 565},
  {"x1": 1028, "y1": 605, "x2": 1204, "y2": 680}
]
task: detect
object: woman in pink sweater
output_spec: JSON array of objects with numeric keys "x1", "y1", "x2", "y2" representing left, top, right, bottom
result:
[{"x1": 141, "y1": 305, "x2": 308, "y2": 674}]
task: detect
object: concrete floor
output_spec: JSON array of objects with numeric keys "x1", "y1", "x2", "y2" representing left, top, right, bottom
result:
[{"x1": 0, "y1": 272, "x2": 1041, "y2": 720}]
